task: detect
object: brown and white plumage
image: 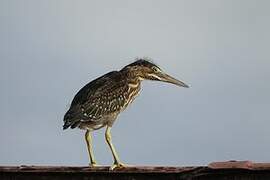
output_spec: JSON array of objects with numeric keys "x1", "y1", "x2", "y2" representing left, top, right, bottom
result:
[
  {"x1": 63, "y1": 69, "x2": 140, "y2": 130},
  {"x1": 63, "y1": 58, "x2": 189, "y2": 170}
]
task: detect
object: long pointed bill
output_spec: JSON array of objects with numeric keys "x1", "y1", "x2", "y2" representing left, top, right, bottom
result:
[{"x1": 159, "y1": 73, "x2": 189, "y2": 88}]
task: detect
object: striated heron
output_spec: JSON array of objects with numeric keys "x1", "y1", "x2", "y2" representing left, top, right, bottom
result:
[{"x1": 63, "y1": 59, "x2": 189, "y2": 170}]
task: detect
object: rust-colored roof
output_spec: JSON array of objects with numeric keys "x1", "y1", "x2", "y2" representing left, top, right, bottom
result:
[
  {"x1": 0, "y1": 161, "x2": 270, "y2": 173},
  {"x1": 0, "y1": 165, "x2": 197, "y2": 173},
  {"x1": 1, "y1": 161, "x2": 270, "y2": 173},
  {"x1": 1, "y1": 161, "x2": 270, "y2": 180},
  {"x1": 208, "y1": 161, "x2": 270, "y2": 170}
]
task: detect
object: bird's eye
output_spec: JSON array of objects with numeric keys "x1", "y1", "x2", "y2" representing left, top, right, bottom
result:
[{"x1": 152, "y1": 67, "x2": 159, "y2": 72}]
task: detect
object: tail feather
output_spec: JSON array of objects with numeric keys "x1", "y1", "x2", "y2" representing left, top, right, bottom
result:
[
  {"x1": 70, "y1": 121, "x2": 81, "y2": 129},
  {"x1": 63, "y1": 121, "x2": 72, "y2": 130},
  {"x1": 63, "y1": 117, "x2": 81, "y2": 130},
  {"x1": 63, "y1": 106, "x2": 82, "y2": 130}
]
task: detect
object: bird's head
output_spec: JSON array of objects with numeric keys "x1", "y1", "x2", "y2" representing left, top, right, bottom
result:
[{"x1": 122, "y1": 58, "x2": 189, "y2": 88}]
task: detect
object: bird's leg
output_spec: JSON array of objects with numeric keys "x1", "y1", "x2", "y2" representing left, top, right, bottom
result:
[
  {"x1": 85, "y1": 130, "x2": 97, "y2": 167},
  {"x1": 105, "y1": 126, "x2": 125, "y2": 170}
]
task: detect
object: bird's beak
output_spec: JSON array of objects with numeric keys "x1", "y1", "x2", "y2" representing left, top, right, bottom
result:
[{"x1": 158, "y1": 72, "x2": 189, "y2": 88}]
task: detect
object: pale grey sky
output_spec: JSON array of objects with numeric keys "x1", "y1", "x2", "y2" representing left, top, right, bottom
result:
[{"x1": 1, "y1": 0, "x2": 270, "y2": 166}]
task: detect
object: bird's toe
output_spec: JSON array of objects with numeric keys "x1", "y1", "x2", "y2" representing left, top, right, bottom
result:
[
  {"x1": 109, "y1": 162, "x2": 126, "y2": 171},
  {"x1": 89, "y1": 162, "x2": 99, "y2": 168}
]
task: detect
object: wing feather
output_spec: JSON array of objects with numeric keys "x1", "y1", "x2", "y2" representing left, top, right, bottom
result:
[{"x1": 79, "y1": 72, "x2": 128, "y2": 121}]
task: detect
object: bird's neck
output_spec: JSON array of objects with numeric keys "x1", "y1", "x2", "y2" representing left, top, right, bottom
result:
[{"x1": 121, "y1": 68, "x2": 142, "y2": 85}]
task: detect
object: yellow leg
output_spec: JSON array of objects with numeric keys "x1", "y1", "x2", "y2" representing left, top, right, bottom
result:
[
  {"x1": 105, "y1": 126, "x2": 125, "y2": 170},
  {"x1": 85, "y1": 130, "x2": 97, "y2": 167}
]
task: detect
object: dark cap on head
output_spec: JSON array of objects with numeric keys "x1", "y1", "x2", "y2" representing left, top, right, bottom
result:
[{"x1": 123, "y1": 58, "x2": 159, "y2": 69}]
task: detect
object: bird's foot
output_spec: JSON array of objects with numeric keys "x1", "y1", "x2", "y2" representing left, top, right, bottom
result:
[
  {"x1": 109, "y1": 162, "x2": 126, "y2": 171},
  {"x1": 89, "y1": 161, "x2": 99, "y2": 168}
]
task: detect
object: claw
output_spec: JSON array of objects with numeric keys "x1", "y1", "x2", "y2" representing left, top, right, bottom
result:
[{"x1": 109, "y1": 162, "x2": 126, "y2": 170}]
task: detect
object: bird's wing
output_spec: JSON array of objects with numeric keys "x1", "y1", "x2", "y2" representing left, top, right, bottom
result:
[
  {"x1": 80, "y1": 74, "x2": 129, "y2": 121},
  {"x1": 64, "y1": 71, "x2": 126, "y2": 129},
  {"x1": 70, "y1": 71, "x2": 119, "y2": 106}
]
